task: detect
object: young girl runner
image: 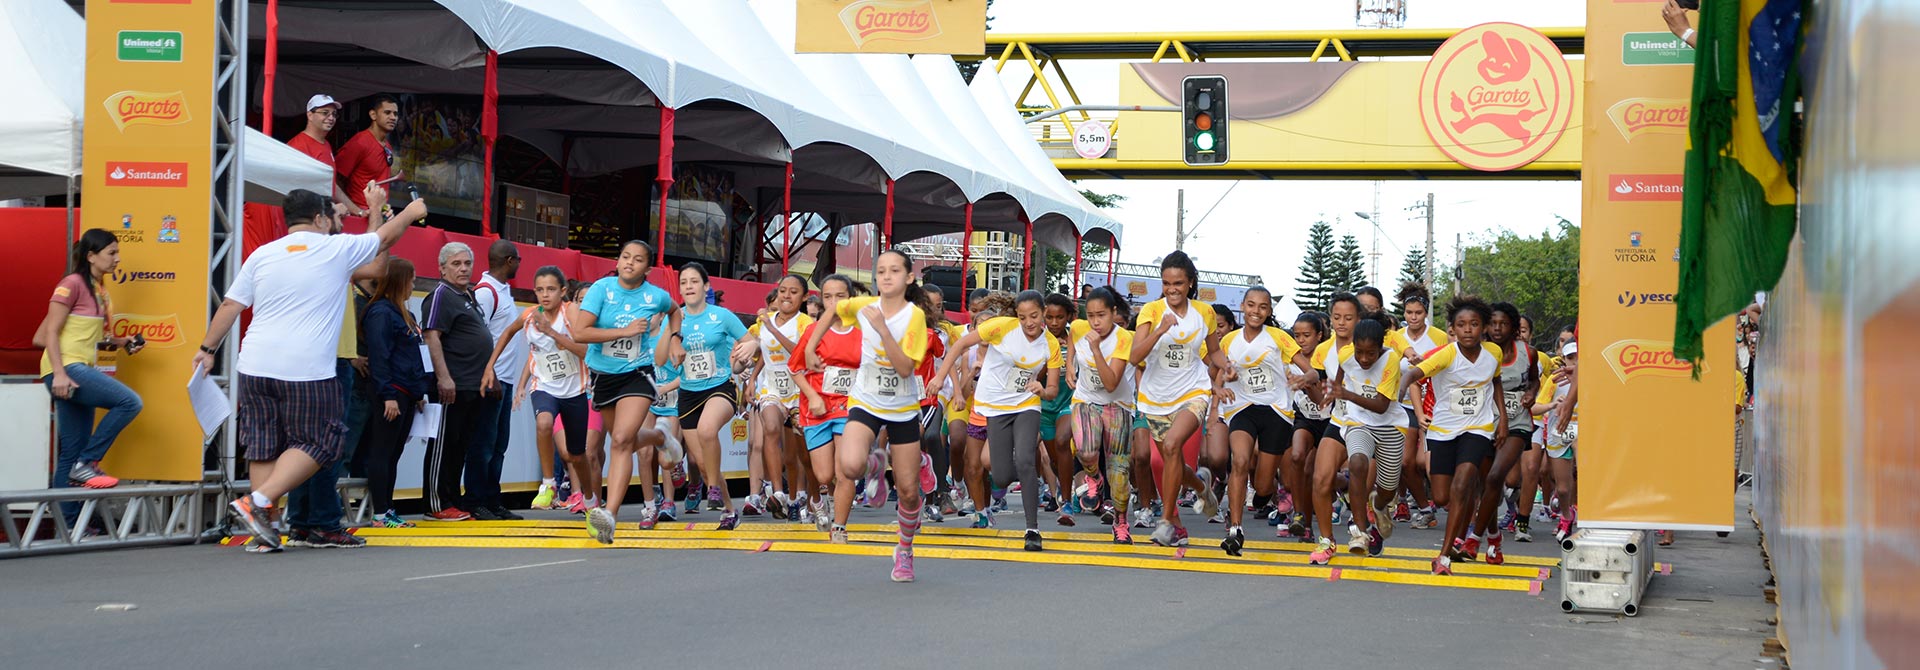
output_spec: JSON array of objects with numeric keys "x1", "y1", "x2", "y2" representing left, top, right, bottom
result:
[
  {"x1": 650, "y1": 340, "x2": 685, "y2": 520},
  {"x1": 1397, "y1": 296, "x2": 1506, "y2": 575},
  {"x1": 1214, "y1": 287, "x2": 1311, "y2": 555},
  {"x1": 1196, "y1": 303, "x2": 1239, "y2": 520},
  {"x1": 482, "y1": 266, "x2": 596, "y2": 523},
  {"x1": 1394, "y1": 283, "x2": 1447, "y2": 527},
  {"x1": 1127, "y1": 251, "x2": 1222, "y2": 547},
  {"x1": 807, "y1": 251, "x2": 932, "y2": 582},
  {"x1": 1545, "y1": 341, "x2": 1579, "y2": 542},
  {"x1": 1279, "y1": 312, "x2": 1331, "y2": 540},
  {"x1": 1307, "y1": 294, "x2": 1413, "y2": 533},
  {"x1": 746, "y1": 275, "x2": 813, "y2": 520},
  {"x1": 1460, "y1": 302, "x2": 1538, "y2": 565},
  {"x1": 793, "y1": 275, "x2": 862, "y2": 534},
  {"x1": 673, "y1": 263, "x2": 751, "y2": 531},
  {"x1": 1038, "y1": 293, "x2": 1083, "y2": 522},
  {"x1": 1310, "y1": 313, "x2": 1408, "y2": 563},
  {"x1": 572, "y1": 241, "x2": 681, "y2": 543},
  {"x1": 912, "y1": 284, "x2": 954, "y2": 523},
  {"x1": 935, "y1": 290, "x2": 1063, "y2": 551},
  {"x1": 954, "y1": 293, "x2": 1014, "y2": 523},
  {"x1": 1068, "y1": 288, "x2": 1136, "y2": 542}
]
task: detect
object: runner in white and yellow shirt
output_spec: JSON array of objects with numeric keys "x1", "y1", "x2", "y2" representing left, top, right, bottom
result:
[
  {"x1": 1544, "y1": 340, "x2": 1579, "y2": 543},
  {"x1": 741, "y1": 275, "x2": 813, "y2": 521},
  {"x1": 1126, "y1": 251, "x2": 1222, "y2": 548},
  {"x1": 1462, "y1": 301, "x2": 1538, "y2": 566},
  {"x1": 1308, "y1": 293, "x2": 1413, "y2": 532},
  {"x1": 1067, "y1": 288, "x2": 1137, "y2": 543},
  {"x1": 1393, "y1": 282, "x2": 1448, "y2": 528},
  {"x1": 1279, "y1": 312, "x2": 1332, "y2": 541},
  {"x1": 1213, "y1": 286, "x2": 1311, "y2": 556},
  {"x1": 1396, "y1": 296, "x2": 1506, "y2": 576},
  {"x1": 934, "y1": 290, "x2": 1062, "y2": 551},
  {"x1": 1310, "y1": 313, "x2": 1409, "y2": 563},
  {"x1": 812, "y1": 250, "x2": 931, "y2": 582}
]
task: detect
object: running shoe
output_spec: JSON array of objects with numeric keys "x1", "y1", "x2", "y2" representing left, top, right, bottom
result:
[
  {"x1": 1056, "y1": 510, "x2": 1075, "y2": 527},
  {"x1": 1554, "y1": 513, "x2": 1575, "y2": 544},
  {"x1": 1266, "y1": 506, "x2": 1284, "y2": 527},
  {"x1": 1206, "y1": 508, "x2": 1226, "y2": 525},
  {"x1": 1485, "y1": 533, "x2": 1505, "y2": 565},
  {"x1": 1331, "y1": 491, "x2": 1349, "y2": 527},
  {"x1": 587, "y1": 507, "x2": 616, "y2": 545},
  {"x1": 717, "y1": 511, "x2": 741, "y2": 531},
  {"x1": 1062, "y1": 496, "x2": 1082, "y2": 516},
  {"x1": 1177, "y1": 488, "x2": 1197, "y2": 509},
  {"x1": 707, "y1": 485, "x2": 723, "y2": 511},
  {"x1": 1370, "y1": 494, "x2": 1394, "y2": 540},
  {"x1": 1286, "y1": 511, "x2": 1308, "y2": 539},
  {"x1": 918, "y1": 453, "x2": 937, "y2": 495},
  {"x1": 656, "y1": 499, "x2": 678, "y2": 523},
  {"x1": 891, "y1": 545, "x2": 916, "y2": 582},
  {"x1": 373, "y1": 510, "x2": 415, "y2": 528},
  {"x1": 923, "y1": 502, "x2": 944, "y2": 524},
  {"x1": 864, "y1": 471, "x2": 891, "y2": 510},
  {"x1": 1432, "y1": 555, "x2": 1453, "y2": 575},
  {"x1": 306, "y1": 528, "x2": 366, "y2": 548},
  {"x1": 1501, "y1": 511, "x2": 1518, "y2": 535},
  {"x1": 425, "y1": 507, "x2": 471, "y2": 522},
  {"x1": 1040, "y1": 489, "x2": 1059, "y2": 513},
  {"x1": 656, "y1": 428, "x2": 684, "y2": 465},
  {"x1": 1514, "y1": 519, "x2": 1533, "y2": 542},
  {"x1": 939, "y1": 492, "x2": 960, "y2": 517},
  {"x1": 1274, "y1": 488, "x2": 1294, "y2": 516},
  {"x1": 812, "y1": 496, "x2": 832, "y2": 532},
  {"x1": 1394, "y1": 500, "x2": 1412, "y2": 523},
  {"x1": 1346, "y1": 524, "x2": 1369, "y2": 555},
  {"x1": 489, "y1": 505, "x2": 524, "y2": 521},
  {"x1": 1410, "y1": 507, "x2": 1438, "y2": 530},
  {"x1": 1007, "y1": 481, "x2": 1022, "y2": 494},
  {"x1": 989, "y1": 490, "x2": 1008, "y2": 514},
  {"x1": 243, "y1": 537, "x2": 282, "y2": 554},
  {"x1": 471, "y1": 506, "x2": 504, "y2": 521},
  {"x1": 771, "y1": 491, "x2": 792, "y2": 521},
  {"x1": 971, "y1": 511, "x2": 993, "y2": 529},
  {"x1": 1446, "y1": 537, "x2": 1467, "y2": 562},
  {"x1": 532, "y1": 483, "x2": 555, "y2": 510},
  {"x1": 1076, "y1": 472, "x2": 1104, "y2": 512},
  {"x1": 283, "y1": 529, "x2": 313, "y2": 548},
  {"x1": 1366, "y1": 525, "x2": 1384, "y2": 557},
  {"x1": 743, "y1": 494, "x2": 766, "y2": 517},
  {"x1": 670, "y1": 461, "x2": 687, "y2": 489},
  {"x1": 1308, "y1": 537, "x2": 1336, "y2": 565},
  {"x1": 1222, "y1": 526, "x2": 1246, "y2": 557},
  {"x1": 1132, "y1": 508, "x2": 1155, "y2": 529},
  {"x1": 956, "y1": 494, "x2": 976, "y2": 516},
  {"x1": 1460, "y1": 535, "x2": 1481, "y2": 562},
  {"x1": 564, "y1": 492, "x2": 588, "y2": 515},
  {"x1": 69, "y1": 461, "x2": 120, "y2": 489},
  {"x1": 637, "y1": 504, "x2": 658, "y2": 531},
  {"x1": 791, "y1": 498, "x2": 807, "y2": 523},
  {"x1": 1024, "y1": 529, "x2": 1043, "y2": 552},
  {"x1": 1113, "y1": 522, "x2": 1132, "y2": 544},
  {"x1": 1098, "y1": 502, "x2": 1117, "y2": 526},
  {"x1": 1149, "y1": 520, "x2": 1189, "y2": 547}
]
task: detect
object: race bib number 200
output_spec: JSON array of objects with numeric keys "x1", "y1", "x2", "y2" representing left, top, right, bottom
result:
[{"x1": 823, "y1": 366, "x2": 856, "y2": 396}]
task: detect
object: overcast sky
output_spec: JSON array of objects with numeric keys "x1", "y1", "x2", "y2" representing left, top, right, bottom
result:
[{"x1": 986, "y1": 0, "x2": 1589, "y2": 300}]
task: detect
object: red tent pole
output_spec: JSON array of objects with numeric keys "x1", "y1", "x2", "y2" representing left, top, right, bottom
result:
[
  {"x1": 782, "y1": 161, "x2": 794, "y2": 274},
  {"x1": 881, "y1": 179, "x2": 895, "y2": 248},
  {"x1": 480, "y1": 50, "x2": 499, "y2": 237},
  {"x1": 655, "y1": 106, "x2": 675, "y2": 269},
  {"x1": 1072, "y1": 232, "x2": 1083, "y2": 291},
  {"x1": 960, "y1": 203, "x2": 973, "y2": 295},
  {"x1": 1107, "y1": 245, "x2": 1115, "y2": 285},
  {"x1": 262, "y1": 0, "x2": 279, "y2": 135},
  {"x1": 1021, "y1": 214, "x2": 1034, "y2": 291}
]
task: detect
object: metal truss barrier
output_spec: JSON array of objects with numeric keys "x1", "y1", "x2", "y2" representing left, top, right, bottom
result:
[{"x1": 1, "y1": 477, "x2": 370, "y2": 559}]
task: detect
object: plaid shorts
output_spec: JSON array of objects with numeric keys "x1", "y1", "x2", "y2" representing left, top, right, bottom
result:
[{"x1": 238, "y1": 373, "x2": 346, "y2": 465}]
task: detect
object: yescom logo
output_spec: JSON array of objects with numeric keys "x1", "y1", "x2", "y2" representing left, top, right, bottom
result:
[
  {"x1": 1601, "y1": 338, "x2": 1703, "y2": 383},
  {"x1": 103, "y1": 90, "x2": 191, "y2": 131}
]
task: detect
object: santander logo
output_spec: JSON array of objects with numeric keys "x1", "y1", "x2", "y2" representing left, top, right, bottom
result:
[
  {"x1": 1607, "y1": 173, "x2": 1683, "y2": 201},
  {"x1": 838, "y1": 0, "x2": 942, "y2": 46},
  {"x1": 103, "y1": 90, "x2": 191, "y2": 131},
  {"x1": 104, "y1": 161, "x2": 190, "y2": 188},
  {"x1": 1601, "y1": 338, "x2": 1703, "y2": 383},
  {"x1": 1606, "y1": 98, "x2": 1690, "y2": 142}
]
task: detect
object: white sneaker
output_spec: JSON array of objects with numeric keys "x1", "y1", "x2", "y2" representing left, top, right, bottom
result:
[
  {"x1": 656, "y1": 429, "x2": 684, "y2": 464},
  {"x1": 1347, "y1": 524, "x2": 1369, "y2": 555}
]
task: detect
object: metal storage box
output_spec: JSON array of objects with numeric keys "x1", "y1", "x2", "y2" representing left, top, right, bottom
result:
[{"x1": 1559, "y1": 528, "x2": 1657, "y2": 616}]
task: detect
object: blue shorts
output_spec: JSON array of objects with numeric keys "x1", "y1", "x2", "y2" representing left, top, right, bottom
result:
[{"x1": 804, "y1": 418, "x2": 847, "y2": 451}]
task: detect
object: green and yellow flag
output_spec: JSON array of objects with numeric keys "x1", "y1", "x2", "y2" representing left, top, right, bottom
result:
[{"x1": 1674, "y1": 0, "x2": 1807, "y2": 368}]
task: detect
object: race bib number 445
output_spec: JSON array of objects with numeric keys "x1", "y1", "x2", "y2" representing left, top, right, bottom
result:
[{"x1": 1453, "y1": 386, "x2": 1485, "y2": 415}]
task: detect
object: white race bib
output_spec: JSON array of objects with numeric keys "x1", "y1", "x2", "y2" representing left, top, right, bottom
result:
[
  {"x1": 823, "y1": 366, "x2": 856, "y2": 396},
  {"x1": 685, "y1": 350, "x2": 718, "y2": 382},
  {"x1": 605, "y1": 334, "x2": 642, "y2": 362},
  {"x1": 1162, "y1": 343, "x2": 1191, "y2": 370},
  {"x1": 1358, "y1": 384, "x2": 1380, "y2": 400},
  {"x1": 1295, "y1": 391, "x2": 1330, "y2": 420},
  {"x1": 1452, "y1": 385, "x2": 1485, "y2": 415},
  {"x1": 1078, "y1": 360, "x2": 1100, "y2": 391},
  {"x1": 1242, "y1": 365, "x2": 1274, "y2": 395},
  {"x1": 769, "y1": 367, "x2": 796, "y2": 397},
  {"x1": 1503, "y1": 391, "x2": 1526, "y2": 420},
  {"x1": 1006, "y1": 366, "x2": 1038, "y2": 393},
  {"x1": 658, "y1": 388, "x2": 679, "y2": 408},
  {"x1": 861, "y1": 365, "x2": 908, "y2": 398},
  {"x1": 536, "y1": 350, "x2": 577, "y2": 384}
]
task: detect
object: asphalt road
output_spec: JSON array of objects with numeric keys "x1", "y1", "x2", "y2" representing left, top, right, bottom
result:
[{"x1": 0, "y1": 492, "x2": 1777, "y2": 670}]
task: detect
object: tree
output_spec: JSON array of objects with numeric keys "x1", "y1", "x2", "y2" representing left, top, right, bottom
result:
[
  {"x1": 1434, "y1": 218, "x2": 1581, "y2": 351},
  {"x1": 1334, "y1": 234, "x2": 1367, "y2": 294},
  {"x1": 1393, "y1": 249, "x2": 1429, "y2": 319},
  {"x1": 1041, "y1": 189, "x2": 1124, "y2": 292},
  {"x1": 954, "y1": 0, "x2": 997, "y2": 83},
  {"x1": 1293, "y1": 220, "x2": 1338, "y2": 312}
]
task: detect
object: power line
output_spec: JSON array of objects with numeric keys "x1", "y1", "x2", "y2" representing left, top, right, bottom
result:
[{"x1": 1183, "y1": 181, "x2": 1240, "y2": 240}]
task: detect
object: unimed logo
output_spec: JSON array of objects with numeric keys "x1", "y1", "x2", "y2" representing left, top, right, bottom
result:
[
  {"x1": 1607, "y1": 173, "x2": 1684, "y2": 201},
  {"x1": 105, "y1": 161, "x2": 190, "y2": 188}
]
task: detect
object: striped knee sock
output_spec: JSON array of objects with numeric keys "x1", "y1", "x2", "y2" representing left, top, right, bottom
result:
[{"x1": 897, "y1": 500, "x2": 923, "y2": 546}]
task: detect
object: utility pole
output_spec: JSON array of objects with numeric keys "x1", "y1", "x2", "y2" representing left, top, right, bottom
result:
[
  {"x1": 1175, "y1": 188, "x2": 1186, "y2": 251},
  {"x1": 1424, "y1": 192, "x2": 1435, "y2": 287},
  {"x1": 1455, "y1": 232, "x2": 1464, "y2": 294},
  {"x1": 1369, "y1": 181, "x2": 1382, "y2": 284}
]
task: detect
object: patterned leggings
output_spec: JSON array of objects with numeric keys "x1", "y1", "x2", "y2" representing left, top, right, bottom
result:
[{"x1": 1072, "y1": 402, "x2": 1132, "y2": 514}]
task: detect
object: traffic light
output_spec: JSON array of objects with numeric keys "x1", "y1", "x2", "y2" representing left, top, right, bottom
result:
[{"x1": 1182, "y1": 75, "x2": 1228, "y2": 165}]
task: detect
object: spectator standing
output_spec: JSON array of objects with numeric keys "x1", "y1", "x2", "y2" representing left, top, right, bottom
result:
[
  {"x1": 334, "y1": 94, "x2": 399, "y2": 215},
  {"x1": 36, "y1": 229, "x2": 145, "y2": 515},
  {"x1": 422, "y1": 242, "x2": 502, "y2": 521},
  {"x1": 194, "y1": 185, "x2": 423, "y2": 552},
  {"x1": 361, "y1": 258, "x2": 430, "y2": 528},
  {"x1": 473, "y1": 240, "x2": 526, "y2": 519}
]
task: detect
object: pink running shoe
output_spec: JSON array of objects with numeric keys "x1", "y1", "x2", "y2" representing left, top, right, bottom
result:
[
  {"x1": 891, "y1": 544, "x2": 916, "y2": 582},
  {"x1": 918, "y1": 453, "x2": 936, "y2": 494},
  {"x1": 564, "y1": 492, "x2": 587, "y2": 515},
  {"x1": 1273, "y1": 489, "x2": 1293, "y2": 516}
]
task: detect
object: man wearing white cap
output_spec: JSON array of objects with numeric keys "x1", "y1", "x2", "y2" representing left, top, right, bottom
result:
[{"x1": 290, "y1": 94, "x2": 364, "y2": 216}]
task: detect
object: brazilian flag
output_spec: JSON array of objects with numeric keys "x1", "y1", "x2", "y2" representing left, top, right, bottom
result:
[{"x1": 1674, "y1": 0, "x2": 1807, "y2": 370}]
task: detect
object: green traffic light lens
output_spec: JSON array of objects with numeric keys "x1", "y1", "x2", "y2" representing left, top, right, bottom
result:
[{"x1": 1195, "y1": 131, "x2": 1215, "y2": 152}]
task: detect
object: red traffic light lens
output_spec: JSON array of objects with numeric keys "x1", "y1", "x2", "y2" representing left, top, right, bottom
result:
[{"x1": 1194, "y1": 112, "x2": 1213, "y2": 131}]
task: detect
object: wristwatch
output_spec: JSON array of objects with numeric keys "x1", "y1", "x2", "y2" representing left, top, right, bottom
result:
[{"x1": 199, "y1": 344, "x2": 218, "y2": 355}]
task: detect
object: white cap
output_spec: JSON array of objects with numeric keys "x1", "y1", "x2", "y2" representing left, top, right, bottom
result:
[
  {"x1": 305, "y1": 94, "x2": 341, "y2": 112},
  {"x1": 1561, "y1": 341, "x2": 1578, "y2": 357}
]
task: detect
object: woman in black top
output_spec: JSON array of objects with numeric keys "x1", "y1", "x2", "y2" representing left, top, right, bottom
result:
[{"x1": 361, "y1": 258, "x2": 431, "y2": 526}]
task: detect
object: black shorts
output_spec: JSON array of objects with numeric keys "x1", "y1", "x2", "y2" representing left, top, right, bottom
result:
[
  {"x1": 678, "y1": 380, "x2": 738, "y2": 430},
  {"x1": 1228, "y1": 405, "x2": 1294, "y2": 456},
  {"x1": 238, "y1": 374, "x2": 346, "y2": 465},
  {"x1": 590, "y1": 366, "x2": 655, "y2": 411},
  {"x1": 1427, "y1": 433, "x2": 1496, "y2": 477},
  {"x1": 1292, "y1": 416, "x2": 1330, "y2": 448},
  {"x1": 1506, "y1": 427, "x2": 1535, "y2": 451},
  {"x1": 849, "y1": 406, "x2": 920, "y2": 445},
  {"x1": 1319, "y1": 420, "x2": 1346, "y2": 446}
]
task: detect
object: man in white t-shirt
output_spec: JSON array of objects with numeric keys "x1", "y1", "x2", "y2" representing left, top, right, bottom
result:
[
  {"x1": 194, "y1": 184, "x2": 425, "y2": 551},
  {"x1": 471, "y1": 239, "x2": 524, "y2": 519}
]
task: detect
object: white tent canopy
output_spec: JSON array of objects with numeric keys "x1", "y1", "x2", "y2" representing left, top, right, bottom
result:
[{"x1": 0, "y1": 0, "x2": 332, "y2": 202}]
